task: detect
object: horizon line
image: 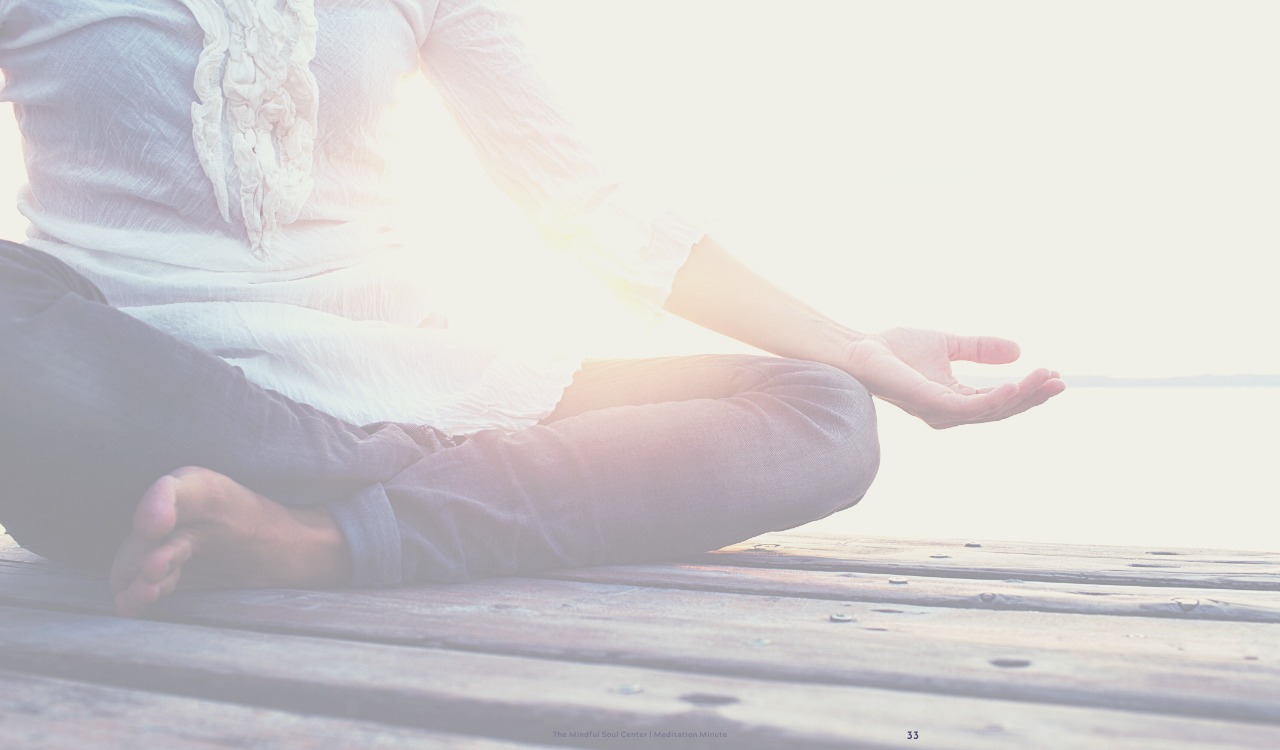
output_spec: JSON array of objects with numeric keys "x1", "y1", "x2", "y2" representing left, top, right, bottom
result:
[{"x1": 964, "y1": 374, "x2": 1280, "y2": 388}]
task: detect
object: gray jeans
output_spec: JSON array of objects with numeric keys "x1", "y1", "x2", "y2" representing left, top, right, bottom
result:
[{"x1": 0, "y1": 240, "x2": 879, "y2": 586}]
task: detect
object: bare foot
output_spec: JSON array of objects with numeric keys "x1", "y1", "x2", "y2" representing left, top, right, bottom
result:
[{"x1": 109, "y1": 467, "x2": 351, "y2": 617}]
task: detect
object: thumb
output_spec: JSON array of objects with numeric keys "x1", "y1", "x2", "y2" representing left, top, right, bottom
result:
[{"x1": 947, "y1": 334, "x2": 1021, "y2": 365}]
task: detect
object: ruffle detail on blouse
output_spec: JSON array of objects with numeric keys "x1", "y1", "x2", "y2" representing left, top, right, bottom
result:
[{"x1": 179, "y1": 0, "x2": 320, "y2": 258}]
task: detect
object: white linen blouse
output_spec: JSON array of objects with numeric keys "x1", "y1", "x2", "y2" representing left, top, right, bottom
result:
[{"x1": 0, "y1": 0, "x2": 702, "y2": 434}]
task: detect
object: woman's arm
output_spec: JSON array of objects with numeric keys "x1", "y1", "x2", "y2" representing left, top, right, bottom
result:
[
  {"x1": 420, "y1": 1, "x2": 1063, "y2": 425},
  {"x1": 664, "y1": 237, "x2": 1065, "y2": 428},
  {"x1": 419, "y1": 0, "x2": 699, "y2": 312}
]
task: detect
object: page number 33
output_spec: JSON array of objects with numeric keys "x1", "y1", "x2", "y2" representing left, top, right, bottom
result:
[{"x1": 907, "y1": 730, "x2": 919, "y2": 739}]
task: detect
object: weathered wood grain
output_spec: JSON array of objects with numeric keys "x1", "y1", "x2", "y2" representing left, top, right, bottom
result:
[
  {"x1": 0, "y1": 669, "x2": 544, "y2": 750},
  {"x1": 3, "y1": 559, "x2": 1276, "y2": 724},
  {"x1": 8, "y1": 540, "x2": 1280, "y2": 625},
  {"x1": 540, "y1": 563, "x2": 1280, "y2": 623},
  {"x1": 11, "y1": 531, "x2": 1279, "y2": 589},
  {"x1": 1, "y1": 608, "x2": 1277, "y2": 750},
  {"x1": 10, "y1": 529, "x2": 1280, "y2": 588},
  {"x1": 4, "y1": 532, "x2": 1279, "y2": 746},
  {"x1": 695, "y1": 533, "x2": 1280, "y2": 590}
]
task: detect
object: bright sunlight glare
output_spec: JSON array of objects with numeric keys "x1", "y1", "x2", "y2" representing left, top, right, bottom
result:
[{"x1": 3, "y1": 1, "x2": 1278, "y2": 376}]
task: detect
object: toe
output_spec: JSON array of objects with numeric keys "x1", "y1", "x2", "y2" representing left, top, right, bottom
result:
[
  {"x1": 115, "y1": 578, "x2": 160, "y2": 617},
  {"x1": 153, "y1": 562, "x2": 187, "y2": 600},
  {"x1": 140, "y1": 532, "x2": 195, "y2": 584},
  {"x1": 113, "y1": 532, "x2": 196, "y2": 617}
]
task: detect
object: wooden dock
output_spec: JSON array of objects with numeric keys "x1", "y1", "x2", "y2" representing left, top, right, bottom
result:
[{"x1": 1, "y1": 531, "x2": 1278, "y2": 749}]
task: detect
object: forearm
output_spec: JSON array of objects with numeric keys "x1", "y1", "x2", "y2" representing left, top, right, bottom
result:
[
  {"x1": 667, "y1": 236, "x2": 1062, "y2": 426},
  {"x1": 664, "y1": 236, "x2": 864, "y2": 367}
]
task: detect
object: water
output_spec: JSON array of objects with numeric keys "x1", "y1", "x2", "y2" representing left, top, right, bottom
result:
[{"x1": 799, "y1": 387, "x2": 1280, "y2": 552}]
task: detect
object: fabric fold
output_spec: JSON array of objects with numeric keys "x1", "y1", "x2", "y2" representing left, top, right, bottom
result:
[{"x1": 177, "y1": 0, "x2": 320, "y2": 257}]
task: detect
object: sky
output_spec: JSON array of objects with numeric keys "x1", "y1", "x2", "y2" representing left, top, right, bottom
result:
[{"x1": 1, "y1": 0, "x2": 1277, "y2": 379}]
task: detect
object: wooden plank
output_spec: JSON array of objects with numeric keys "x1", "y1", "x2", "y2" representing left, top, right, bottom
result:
[
  {"x1": 0, "y1": 669, "x2": 542, "y2": 750},
  {"x1": 695, "y1": 533, "x2": 1280, "y2": 590},
  {"x1": 0, "y1": 545, "x2": 42, "y2": 564},
  {"x1": 0, "y1": 558, "x2": 107, "y2": 611},
  {"x1": 4, "y1": 564, "x2": 1275, "y2": 683},
  {"x1": 10, "y1": 531, "x2": 1280, "y2": 590},
  {"x1": 0, "y1": 536, "x2": 34, "y2": 561},
  {"x1": 1, "y1": 607, "x2": 1278, "y2": 750},
  {"x1": 540, "y1": 563, "x2": 1280, "y2": 623},
  {"x1": 8, "y1": 536, "x2": 1280, "y2": 623},
  {"x1": 737, "y1": 532, "x2": 1280, "y2": 564},
  {"x1": 3, "y1": 561, "x2": 1276, "y2": 725}
]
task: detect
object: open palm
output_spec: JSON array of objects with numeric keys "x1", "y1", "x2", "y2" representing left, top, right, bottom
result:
[{"x1": 840, "y1": 327, "x2": 1064, "y2": 429}]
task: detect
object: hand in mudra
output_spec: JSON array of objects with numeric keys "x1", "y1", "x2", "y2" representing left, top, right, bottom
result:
[{"x1": 840, "y1": 327, "x2": 1065, "y2": 429}]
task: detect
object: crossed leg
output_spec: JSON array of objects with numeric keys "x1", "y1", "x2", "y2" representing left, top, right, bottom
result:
[
  {"x1": 110, "y1": 354, "x2": 883, "y2": 614},
  {"x1": 1, "y1": 241, "x2": 880, "y2": 618}
]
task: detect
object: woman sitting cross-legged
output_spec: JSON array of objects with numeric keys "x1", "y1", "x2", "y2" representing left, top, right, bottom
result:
[{"x1": 0, "y1": 0, "x2": 1063, "y2": 616}]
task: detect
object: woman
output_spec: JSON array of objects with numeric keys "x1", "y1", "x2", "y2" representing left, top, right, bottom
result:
[{"x1": 0, "y1": 0, "x2": 1063, "y2": 616}]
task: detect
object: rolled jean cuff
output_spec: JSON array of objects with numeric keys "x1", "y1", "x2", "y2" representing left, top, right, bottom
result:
[{"x1": 326, "y1": 484, "x2": 402, "y2": 588}]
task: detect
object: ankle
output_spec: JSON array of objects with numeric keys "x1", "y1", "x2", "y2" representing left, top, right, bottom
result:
[{"x1": 283, "y1": 504, "x2": 352, "y2": 587}]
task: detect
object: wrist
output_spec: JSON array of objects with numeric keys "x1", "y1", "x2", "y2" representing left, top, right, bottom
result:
[{"x1": 799, "y1": 318, "x2": 868, "y2": 370}]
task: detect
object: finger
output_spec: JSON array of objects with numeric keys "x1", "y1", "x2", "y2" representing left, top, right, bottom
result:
[
  {"x1": 978, "y1": 368, "x2": 1051, "y2": 412},
  {"x1": 934, "y1": 371, "x2": 1048, "y2": 424},
  {"x1": 987, "y1": 385, "x2": 1064, "y2": 423},
  {"x1": 927, "y1": 373, "x2": 1064, "y2": 427},
  {"x1": 921, "y1": 381, "x2": 1022, "y2": 422},
  {"x1": 974, "y1": 375, "x2": 1066, "y2": 423},
  {"x1": 859, "y1": 352, "x2": 1027, "y2": 425},
  {"x1": 1013, "y1": 368, "x2": 1054, "y2": 395},
  {"x1": 947, "y1": 335, "x2": 1021, "y2": 365}
]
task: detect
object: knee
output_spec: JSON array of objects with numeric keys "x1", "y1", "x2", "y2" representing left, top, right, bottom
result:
[
  {"x1": 0, "y1": 241, "x2": 105, "y2": 324},
  {"x1": 788, "y1": 361, "x2": 881, "y2": 514},
  {"x1": 828, "y1": 367, "x2": 881, "y2": 506}
]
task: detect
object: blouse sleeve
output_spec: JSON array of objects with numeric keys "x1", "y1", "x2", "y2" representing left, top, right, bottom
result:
[{"x1": 419, "y1": 0, "x2": 703, "y2": 312}]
